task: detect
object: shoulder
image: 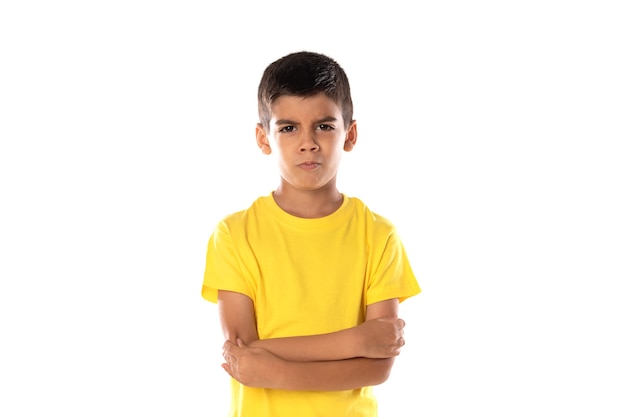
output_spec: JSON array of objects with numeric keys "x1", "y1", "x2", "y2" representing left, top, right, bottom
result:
[
  {"x1": 346, "y1": 196, "x2": 398, "y2": 236},
  {"x1": 209, "y1": 195, "x2": 271, "y2": 239},
  {"x1": 219, "y1": 195, "x2": 270, "y2": 224},
  {"x1": 348, "y1": 196, "x2": 395, "y2": 226}
]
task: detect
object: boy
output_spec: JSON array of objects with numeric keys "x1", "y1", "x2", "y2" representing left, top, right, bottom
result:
[{"x1": 202, "y1": 51, "x2": 420, "y2": 417}]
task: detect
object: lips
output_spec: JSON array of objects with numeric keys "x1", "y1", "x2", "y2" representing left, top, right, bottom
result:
[{"x1": 298, "y1": 161, "x2": 321, "y2": 171}]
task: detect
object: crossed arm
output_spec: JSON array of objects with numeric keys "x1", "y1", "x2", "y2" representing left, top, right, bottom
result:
[{"x1": 218, "y1": 290, "x2": 406, "y2": 391}]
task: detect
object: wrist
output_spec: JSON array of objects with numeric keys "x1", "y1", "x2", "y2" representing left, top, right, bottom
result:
[
  {"x1": 346, "y1": 325, "x2": 364, "y2": 358},
  {"x1": 273, "y1": 356, "x2": 291, "y2": 390}
]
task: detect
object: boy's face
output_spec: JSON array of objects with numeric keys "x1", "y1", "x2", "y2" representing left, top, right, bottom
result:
[{"x1": 256, "y1": 93, "x2": 357, "y2": 193}]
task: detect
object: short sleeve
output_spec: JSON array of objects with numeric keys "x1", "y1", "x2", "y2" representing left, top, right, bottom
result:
[
  {"x1": 366, "y1": 226, "x2": 421, "y2": 306},
  {"x1": 201, "y1": 220, "x2": 255, "y2": 303}
]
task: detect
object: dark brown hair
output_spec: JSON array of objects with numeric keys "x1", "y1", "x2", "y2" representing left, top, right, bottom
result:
[{"x1": 257, "y1": 51, "x2": 354, "y2": 130}]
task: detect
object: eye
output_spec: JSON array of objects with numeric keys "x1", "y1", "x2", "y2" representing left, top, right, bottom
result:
[
  {"x1": 318, "y1": 124, "x2": 334, "y2": 131},
  {"x1": 278, "y1": 125, "x2": 295, "y2": 133}
]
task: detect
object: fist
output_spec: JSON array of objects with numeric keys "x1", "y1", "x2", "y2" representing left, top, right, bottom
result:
[{"x1": 358, "y1": 317, "x2": 406, "y2": 358}]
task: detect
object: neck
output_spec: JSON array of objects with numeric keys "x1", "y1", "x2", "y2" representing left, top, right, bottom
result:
[{"x1": 273, "y1": 181, "x2": 343, "y2": 219}]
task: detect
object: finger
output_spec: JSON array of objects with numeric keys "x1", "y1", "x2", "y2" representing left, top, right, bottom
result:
[
  {"x1": 223, "y1": 340, "x2": 242, "y2": 355},
  {"x1": 221, "y1": 363, "x2": 233, "y2": 377},
  {"x1": 397, "y1": 318, "x2": 406, "y2": 329},
  {"x1": 236, "y1": 338, "x2": 245, "y2": 348},
  {"x1": 377, "y1": 316, "x2": 396, "y2": 323},
  {"x1": 222, "y1": 345, "x2": 233, "y2": 360}
]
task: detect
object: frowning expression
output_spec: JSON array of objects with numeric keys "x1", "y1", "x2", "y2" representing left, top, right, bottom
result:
[{"x1": 256, "y1": 93, "x2": 357, "y2": 192}]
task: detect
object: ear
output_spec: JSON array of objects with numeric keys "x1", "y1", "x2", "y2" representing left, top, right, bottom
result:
[
  {"x1": 343, "y1": 120, "x2": 358, "y2": 152},
  {"x1": 256, "y1": 123, "x2": 272, "y2": 155}
]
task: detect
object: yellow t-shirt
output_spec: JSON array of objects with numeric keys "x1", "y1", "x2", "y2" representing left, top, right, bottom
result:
[{"x1": 202, "y1": 194, "x2": 420, "y2": 417}]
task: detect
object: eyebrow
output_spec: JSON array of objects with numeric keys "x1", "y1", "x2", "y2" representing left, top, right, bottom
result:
[{"x1": 274, "y1": 116, "x2": 339, "y2": 126}]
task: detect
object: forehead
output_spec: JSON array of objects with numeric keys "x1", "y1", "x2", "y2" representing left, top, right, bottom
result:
[{"x1": 269, "y1": 93, "x2": 342, "y2": 122}]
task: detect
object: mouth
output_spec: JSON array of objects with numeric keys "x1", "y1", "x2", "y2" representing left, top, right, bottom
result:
[{"x1": 298, "y1": 161, "x2": 321, "y2": 171}]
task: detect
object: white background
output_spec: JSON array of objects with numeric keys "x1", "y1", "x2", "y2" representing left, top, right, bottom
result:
[{"x1": 1, "y1": 1, "x2": 625, "y2": 415}]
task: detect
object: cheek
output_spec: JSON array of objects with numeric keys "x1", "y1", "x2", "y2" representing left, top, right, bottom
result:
[{"x1": 331, "y1": 140, "x2": 347, "y2": 155}]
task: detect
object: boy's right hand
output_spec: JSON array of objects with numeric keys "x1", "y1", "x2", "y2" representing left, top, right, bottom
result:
[{"x1": 357, "y1": 317, "x2": 406, "y2": 358}]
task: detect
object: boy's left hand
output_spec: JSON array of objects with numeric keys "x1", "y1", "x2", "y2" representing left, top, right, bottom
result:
[{"x1": 222, "y1": 339, "x2": 283, "y2": 388}]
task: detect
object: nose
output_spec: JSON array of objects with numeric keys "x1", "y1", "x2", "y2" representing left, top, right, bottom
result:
[{"x1": 299, "y1": 131, "x2": 319, "y2": 152}]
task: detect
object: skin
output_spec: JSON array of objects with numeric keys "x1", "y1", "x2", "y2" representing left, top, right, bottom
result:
[
  {"x1": 255, "y1": 93, "x2": 357, "y2": 218},
  {"x1": 219, "y1": 93, "x2": 407, "y2": 391}
]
